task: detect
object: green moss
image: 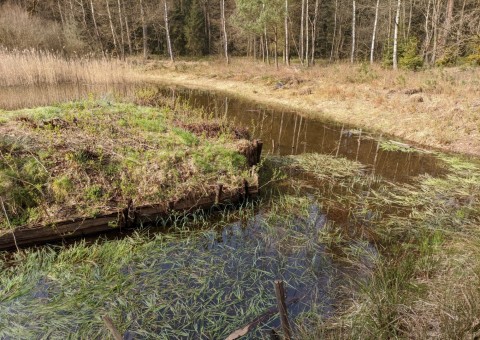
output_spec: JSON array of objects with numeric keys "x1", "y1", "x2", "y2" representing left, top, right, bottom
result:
[
  {"x1": 51, "y1": 176, "x2": 73, "y2": 202},
  {"x1": 172, "y1": 127, "x2": 199, "y2": 146}
]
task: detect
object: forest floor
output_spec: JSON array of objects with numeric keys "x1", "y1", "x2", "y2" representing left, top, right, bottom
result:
[{"x1": 141, "y1": 58, "x2": 480, "y2": 156}]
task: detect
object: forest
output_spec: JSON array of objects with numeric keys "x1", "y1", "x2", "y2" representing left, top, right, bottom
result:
[{"x1": 1, "y1": 0, "x2": 480, "y2": 68}]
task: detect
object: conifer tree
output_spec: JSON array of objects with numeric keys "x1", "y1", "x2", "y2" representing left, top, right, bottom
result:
[{"x1": 185, "y1": 0, "x2": 207, "y2": 56}]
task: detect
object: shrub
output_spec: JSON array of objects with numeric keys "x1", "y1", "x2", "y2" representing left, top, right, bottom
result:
[
  {"x1": 465, "y1": 36, "x2": 480, "y2": 65},
  {"x1": 0, "y1": 3, "x2": 87, "y2": 55},
  {"x1": 383, "y1": 37, "x2": 423, "y2": 70},
  {"x1": 400, "y1": 38, "x2": 424, "y2": 70}
]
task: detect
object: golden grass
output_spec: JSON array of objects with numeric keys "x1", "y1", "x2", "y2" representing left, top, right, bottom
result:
[
  {"x1": 143, "y1": 58, "x2": 480, "y2": 156},
  {"x1": 0, "y1": 49, "x2": 135, "y2": 86}
]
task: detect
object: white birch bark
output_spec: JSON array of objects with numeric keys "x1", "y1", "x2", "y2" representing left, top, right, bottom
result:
[
  {"x1": 221, "y1": 0, "x2": 230, "y2": 64},
  {"x1": 163, "y1": 0, "x2": 174, "y2": 62},
  {"x1": 370, "y1": 0, "x2": 380, "y2": 64},
  {"x1": 393, "y1": 0, "x2": 402, "y2": 69},
  {"x1": 351, "y1": 0, "x2": 356, "y2": 63}
]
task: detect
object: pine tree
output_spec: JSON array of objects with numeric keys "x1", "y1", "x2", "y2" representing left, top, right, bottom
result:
[
  {"x1": 170, "y1": 1, "x2": 189, "y2": 56},
  {"x1": 185, "y1": 0, "x2": 207, "y2": 56}
]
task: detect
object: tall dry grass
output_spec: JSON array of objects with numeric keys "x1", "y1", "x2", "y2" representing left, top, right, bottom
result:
[{"x1": 0, "y1": 49, "x2": 135, "y2": 87}]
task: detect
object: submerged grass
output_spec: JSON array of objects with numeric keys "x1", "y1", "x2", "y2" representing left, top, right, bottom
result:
[
  {"x1": 0, "y1": 100, "x2": 254, "y2": 232},
  {"x1": 284, "y1": 152, "x2": 480, "y2": 338},
  {"x1": 0, "y1": 193, "x2": 346, "y2": 339}
]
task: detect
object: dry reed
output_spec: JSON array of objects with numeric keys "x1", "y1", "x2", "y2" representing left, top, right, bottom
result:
[{"x1": 0, "y1": 49, "x2": 135, "y2": 87}]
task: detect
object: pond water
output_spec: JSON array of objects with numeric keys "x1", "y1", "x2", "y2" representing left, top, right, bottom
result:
[{"x1": 0, "y1": 83, "x2": 448, "y2": 338}]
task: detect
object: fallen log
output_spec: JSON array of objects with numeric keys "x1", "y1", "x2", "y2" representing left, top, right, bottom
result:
[{"x1": 0, "y1": 177, "x2": 258, "y2": 251}]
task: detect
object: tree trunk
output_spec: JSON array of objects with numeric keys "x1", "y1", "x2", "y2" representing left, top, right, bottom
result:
[
  {"x1": 90, "y1": 0, "x2": 105, "y2": 56},
  {"x1": 311, "y1": 0, "x2": 320, "y2": 65},
  {"x1": 105, "y1": 0, "x2": 119, "y2": 57},
  {"x1": 351, "y1": 0, "x2": 356, "y2": 63},
  {"x1": 300, "y1": 0, "x2": 305, "y2": 65},
  {"x1": 57, "y1": 0, "x2": 65, "y2": 27},
  {"x1": 204, "y1": 0, "x2": 212, "y2": 54},
  {"x1": 407, "y1": 0, "x2": 413, "y2": 38},
  {"x1": 122, "y1": 0, "x2": 133, "y2": 54},
  {"x1": 79, "y1": 0, "x2": 89, "y2": 35},
  {"x1": 221, "y1": 0, "x2": 230, "y2": 64},
  {"x1": 370, "y1": 0, "x2": 380, "y2": 64},
  {"x1": 265, "y1": 25, "x2": 270, "y2": 65},
  {"x1": 456, "y1": 0, "x2": 467, "y2": 45},
  {"x1": 164, "y1": 0, "x2": 174, "y2": 62},
  {"x1": 140, "y1": 0, "x2": 148, "y2": 60},
  {"x1": 387, "y1": 0, "x2": 392, "y2": 53},
  {"x1": 274, "y1": 27, "x2": 278, "y2": 69},
  {"x1": 393, "y1": 0, "x2": 401, "y2": 69},
  {"x1": 116, "y1": 0, "x2": 125, "y2": 59},
  {"x1": 422, "y1": 0, "x2": 432, "y2": 62},
  {"x1": 305, "y1": 0, "x2": 309, "y2": 66},
  {"x1": 442, "y1": 0, "x2": 454, "y2": 49},
  {"x1": 431, "y1": 0, "x2": 440, "y2": 64},
  {"x1": 330, "y1": 0, "x2": 338, "y2": 61},
  {"x1": 285, "y1": 0, "x2": 290, "y2": 65}
]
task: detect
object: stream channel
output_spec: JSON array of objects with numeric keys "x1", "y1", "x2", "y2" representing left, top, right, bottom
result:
[{"x1": 0, "y1": 83, "x2": 449, "y2": 339}]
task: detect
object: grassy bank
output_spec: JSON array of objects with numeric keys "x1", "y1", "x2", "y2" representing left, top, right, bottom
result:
[
  {"x1": 142, "y1": 58, "x2": 480, "y2": 156},
  {"x1": 0, "y1": 99, "x2": 254, "y2": 233}
]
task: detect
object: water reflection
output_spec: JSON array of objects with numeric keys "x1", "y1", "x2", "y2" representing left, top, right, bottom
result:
[{"x1": 0, "y1": 82, "x2": 445, "y2": 183}]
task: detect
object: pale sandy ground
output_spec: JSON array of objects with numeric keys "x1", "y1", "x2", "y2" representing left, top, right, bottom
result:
[{"x1": 139, "y1": 59, "x2": 480, "y2": 156}]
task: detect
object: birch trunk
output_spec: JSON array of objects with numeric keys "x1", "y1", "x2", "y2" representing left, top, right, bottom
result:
[
  {"x1": 285, "y1": 0, "x2": 290, "y2": 65},
  {"x1": 431, "y1": 0, "x2": 440, "y2": 64},
  {"x1": 116, "y1": 0, "x2": 125, "y2": 59},
  {"x1": 90, "y1": 0, "x2": 105, "y2": 56},
  {"x1": 393, "y1": 0, "x2": 401, "y2": 69},
  {"x1": 221, "y1": 0, "x2": 230, "y2": 64},
  {"x1": 311, "y1": 0, "x2": 320, "y2": 65},
  {"x1": 265, "y1": 25, "x2": 270, "y2": 65},
  {"x1": 163, "y1": 0, "x2": 174, "y2": 62},
  {"x1": 122, "y1": 0, "x2": 132, "y2": 54},
  {"x1": 140, "y1": 0, "x2": 147, "y2": 59},
  {"x1": 300, "y1": 0, "x2": 305, "y2": 65},
  {"x1": 330, "y1": 0, "x2": 338, "y2": 61},
  {"x1": 274, "y1": 27, "x2": 278, "y2": 69},
  {"x1": 105, "y1": 0, "x2": 119, "y2": 56},
  {"x1": 370, "y1": 0, "x2": 380, "y2": 64},
  {"x1": 305, "y1": 0, "x2": 309, "y2": 66},
  {"x1": 351, "y1": 0, "x2": 356, "y2": 63}
]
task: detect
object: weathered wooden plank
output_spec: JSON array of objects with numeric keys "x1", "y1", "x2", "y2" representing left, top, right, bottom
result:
[{"x1": 0, "y1": 181, "x2": 259, "y2": 251}]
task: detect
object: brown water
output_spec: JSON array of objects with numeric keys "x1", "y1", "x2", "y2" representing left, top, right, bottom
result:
[
  {"x1": 0, "y1": 83, "x2": 445, "y2": 182},
  {"x1": 158, "y1": 86, "x2": 445, "y2": 182}
]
